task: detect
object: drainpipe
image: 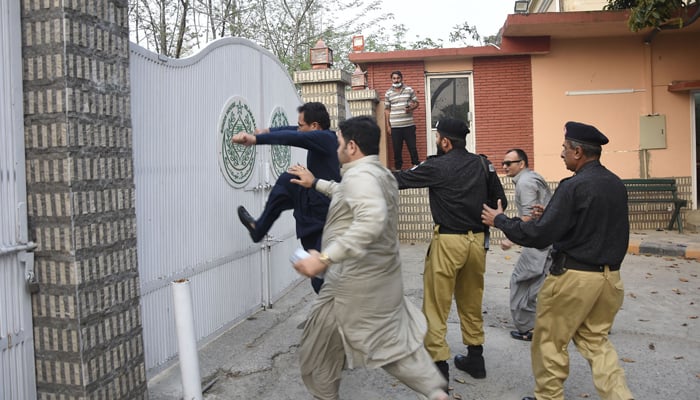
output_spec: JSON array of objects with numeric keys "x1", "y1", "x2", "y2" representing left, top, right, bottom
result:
[
  {"x1": 172, "y1": 279, "x2": 203, "y2": 400},
  {"x1": 640, "y1": 40, "x2": 654, "y2": 178}
]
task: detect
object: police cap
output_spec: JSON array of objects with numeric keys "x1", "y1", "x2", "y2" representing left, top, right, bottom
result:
[
  {"x1": 436, "y1": 118, "x2": 469, "y2": 140},
  {"x1": 564, "y1": 121, "x2": 609, "y2": 146}
]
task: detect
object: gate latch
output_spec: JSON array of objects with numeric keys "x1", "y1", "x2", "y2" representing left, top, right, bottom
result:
[
  {"x1": 17, "y1": 244, "x2": 39, "y2": 294},
  {"x1": 25, "y1": 269, "x2": 40, "y2": 294}
]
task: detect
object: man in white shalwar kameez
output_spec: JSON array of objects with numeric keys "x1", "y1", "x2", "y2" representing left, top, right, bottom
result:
[{"x1": 290, "y1": 116, "x2": 447, "y2": 400}]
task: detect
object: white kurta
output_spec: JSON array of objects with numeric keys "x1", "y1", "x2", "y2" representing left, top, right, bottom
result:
[{"x1": 299, "y1": 155, "x2": 443, "y2": 399}]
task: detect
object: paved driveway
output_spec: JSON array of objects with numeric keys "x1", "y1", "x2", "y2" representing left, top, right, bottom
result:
[{"x1": 148, "y1": 242, "x2": 700, "y2": 399}]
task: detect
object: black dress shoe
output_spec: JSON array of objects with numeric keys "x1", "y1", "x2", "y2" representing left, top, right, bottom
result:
[
  {"x1": 522, "y1": 397, "x2": 536, "y2": 400},
  {"x1": 454, "y1": 345, "x2": 486, "y2": 379},
  {"x1": 237, "y1": 206, "x2": 258, "y2": 241},
  {"x1": 510, "y1": 330, "x2": 533, "y2": 341}
]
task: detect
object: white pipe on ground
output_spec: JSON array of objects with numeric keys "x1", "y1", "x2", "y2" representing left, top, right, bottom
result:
[{"x1": 172, "y1": 278, "x2": 203, "y2": 400}]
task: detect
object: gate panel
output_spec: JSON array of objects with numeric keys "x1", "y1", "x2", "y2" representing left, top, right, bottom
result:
[
  {"x1": 0, "y1": 0, "x2": 37, "y2": 397},
  {"x1": 258, "y1": 102, "x2": 309, "y2": 305},
  {"x1": 130, "y1": 38, "x2": 305, "y2": 374}
]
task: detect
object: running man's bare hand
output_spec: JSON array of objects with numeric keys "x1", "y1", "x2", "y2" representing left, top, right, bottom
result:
[
  {"x1": 293, "y1": 249, "x2": 327, "y2": 278},
  {"x1": 288, "y1": 164, "x2": 315, "y2": 188}
]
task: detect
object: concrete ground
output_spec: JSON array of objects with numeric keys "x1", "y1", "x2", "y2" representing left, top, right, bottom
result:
[{"x1": 148, "y1": 230, "x2": 700, "y2": 400}]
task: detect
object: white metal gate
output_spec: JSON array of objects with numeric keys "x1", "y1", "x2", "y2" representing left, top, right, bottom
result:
[
  {"x1": 0, "y1": 0, "x2": 38, "y2": 398},
  {"x1": 130, "y1": 38, "x2": 305, "y2": 375}
]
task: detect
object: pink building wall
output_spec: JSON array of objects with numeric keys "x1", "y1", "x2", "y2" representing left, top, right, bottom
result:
[{"x1": 530, "y1": 32, "x2": 700, "y2": 182}]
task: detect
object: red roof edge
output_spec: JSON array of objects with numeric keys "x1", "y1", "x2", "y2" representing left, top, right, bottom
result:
[
  {"x1": 668, "y1": 80, "x2": 700, "y2": 92},
  {"x1": 348, "y1": 36, "x2": 550, "y2": 66}
]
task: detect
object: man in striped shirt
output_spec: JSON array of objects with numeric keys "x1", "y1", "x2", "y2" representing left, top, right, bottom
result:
[{"x1": 384, "y1": 70, "x2": 420, "y2": 171}]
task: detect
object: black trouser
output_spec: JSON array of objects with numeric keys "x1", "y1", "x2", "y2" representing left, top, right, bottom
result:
[
  {"x1": 300, "y1": 232, "x2": 324, "y2": 294},
  {"x1": 253, "y1": 172, "x2": 325, "y2": 294},
  {"x1": 391, "y1": 125, "x2": 420, "y2": 170}
]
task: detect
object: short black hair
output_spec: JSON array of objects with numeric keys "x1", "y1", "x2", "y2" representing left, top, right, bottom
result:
[
  {"x1": 297, "y1": 102, "x2": 331, "y2": 130},
  {"x1": 390, "y1": 70, "x2": 403, "y2": 78},
  {"x1": 505, "y1": 148, "x2": 529, "y2": 167},
  {"x1": 338, "y1": 116, "x2": 380, "y2": 156},
  {"x1": 438, "y1": 132, "x2": 466, "y2": 149}
]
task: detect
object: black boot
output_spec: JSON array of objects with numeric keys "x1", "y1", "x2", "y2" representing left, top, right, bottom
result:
[{"x1": 454, "y1": 345, "x2": 486, "y2": 379}]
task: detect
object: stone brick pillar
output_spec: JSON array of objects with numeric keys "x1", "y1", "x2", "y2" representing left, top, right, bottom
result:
[
  {"x1": 347, "y1": 89, "x2": 387, "y2": 164},
  {"x1": 347, "y1": 89, "x2": 379, "y2": 119},
  {"x1": 294, "y1": 69, "x2": 351, "y2": 131},
  {"x1": 21, "y1": 1, "x2": 147, "y2": 398}
]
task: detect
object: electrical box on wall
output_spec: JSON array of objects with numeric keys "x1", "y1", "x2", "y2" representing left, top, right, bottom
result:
[{"x1": 639, "y1": 114, "x2": 666, "y2": 149}]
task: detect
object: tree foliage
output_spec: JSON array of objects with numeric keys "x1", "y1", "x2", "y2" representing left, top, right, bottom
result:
[
  {"x1": 130, "y1": 0, "x2": 194, "y2": 58},
  {"x1": 130, "y1": 0, "x2": 393, "y2": 73},
  {"x1": 604, "y1": 0, "x2": 699, "y2": 32},
  {"x1": 129, "y1": 1, "x2": 499, "y2": 73},
  {"x1": 448, "y1": 21, "x2": 481, "y2": 45}
]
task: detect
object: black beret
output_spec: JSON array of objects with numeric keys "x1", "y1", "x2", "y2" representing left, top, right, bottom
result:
[
  {"x1": 436, "y1": 118, "x2": 470, "y2": 139},
  {"x1": 565, "y1": 121, "x2": 609, "y2": 146}
]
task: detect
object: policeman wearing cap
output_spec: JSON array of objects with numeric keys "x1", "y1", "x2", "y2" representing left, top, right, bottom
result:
[
  {"x1": 482, "y1": 122, "x2": 634, "y2": 400},
  {"x1": 394, "y1": 117, "x2": 506, "y2": 383}
]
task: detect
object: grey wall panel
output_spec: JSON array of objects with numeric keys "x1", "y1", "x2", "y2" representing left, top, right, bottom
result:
[
  {"x1": 0, "y1": 0, "x2": 37, "y2": 396},
  {"x1": 130, "y1": 38, "x2": 304, "y2": 374}
]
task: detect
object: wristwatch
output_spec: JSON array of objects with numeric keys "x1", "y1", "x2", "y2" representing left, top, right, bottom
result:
[{"x1": 318, "y1": 252, "x2": 332, "y2": 266}]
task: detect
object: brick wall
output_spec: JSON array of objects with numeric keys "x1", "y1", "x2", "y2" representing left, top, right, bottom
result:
[
  {"x1": 398, "y1": 176, "x2": 694, "y2": 243},
  {"x1": 473, "y1": 56, "x2": 534, "y2": 168},
  {"x1": 21, "y1": 0, "x2": 147, "y2": 398},
  {"x1": 367, "y1": 62, "x2": 427, "y2": 169}
]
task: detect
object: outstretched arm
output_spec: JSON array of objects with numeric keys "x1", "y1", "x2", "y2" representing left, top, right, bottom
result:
[{"x1": 256, "y1": 129, "x2": 336, "y2": 155}]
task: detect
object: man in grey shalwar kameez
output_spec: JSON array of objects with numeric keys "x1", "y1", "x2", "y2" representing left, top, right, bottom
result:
[
  {"x1": 501, "y1": 149, "x2": 553, "y2": 341},
  {"x1": 289, "y1": 116, "x2": 447, "y2": 400}
]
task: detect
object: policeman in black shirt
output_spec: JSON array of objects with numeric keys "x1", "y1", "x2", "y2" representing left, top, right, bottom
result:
[
  {"x1": 482, "y1": 121, "x2": 634, "y2": 400},
  {"x1": 394, "y1": 117, "x2": 506, "y2": 383}
]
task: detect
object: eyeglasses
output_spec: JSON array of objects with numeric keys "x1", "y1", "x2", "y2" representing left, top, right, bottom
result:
[{"x1": 502, "y1": 160, "x2": 522, "y2": 167}]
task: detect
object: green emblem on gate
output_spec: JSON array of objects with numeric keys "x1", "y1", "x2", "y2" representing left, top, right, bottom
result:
[
  {"x1": 218, "y1": 97, "x2": 257, "y2": 188},
  {"x1": 270, "y1": 108, "x2": 291, "y2": 178}
]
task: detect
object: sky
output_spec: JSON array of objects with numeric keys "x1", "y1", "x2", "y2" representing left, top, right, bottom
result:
[{"x1": 370, "y1": 0, "x2": 515, "y2": 45}]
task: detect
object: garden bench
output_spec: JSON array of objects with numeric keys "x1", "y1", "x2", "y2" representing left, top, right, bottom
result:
[{"x1": 621, "y1": 178, "x2": 688, "y2": 233}]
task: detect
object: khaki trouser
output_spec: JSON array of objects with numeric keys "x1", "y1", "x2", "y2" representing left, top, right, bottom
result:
[
  {"x1": 531, "y1": 267, "x2": 634, "y2": 400},
  {"x1": 423, "y1": 228, "x2": 486, "y2": 362}
]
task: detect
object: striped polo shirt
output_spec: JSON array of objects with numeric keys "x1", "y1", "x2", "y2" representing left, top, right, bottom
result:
[{"x1": 384, "y1": 85, "x2": 418, "y2": 128}]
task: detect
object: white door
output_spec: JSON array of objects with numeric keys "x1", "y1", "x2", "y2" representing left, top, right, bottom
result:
[
  {"x1": 1, "y1": 0, "x2": 38, "y2": 397},
  {"x1": 425, "y1": 74, "x2": 475, "y2": 154}
]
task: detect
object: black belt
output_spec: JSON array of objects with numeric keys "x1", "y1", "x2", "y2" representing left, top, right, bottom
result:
[
  {"x1": 565, "y1": 258, "x2": 620, "y2": 272},
  {"x1": 437, "y1": 226, "x2": 474, "y2": 235}
]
